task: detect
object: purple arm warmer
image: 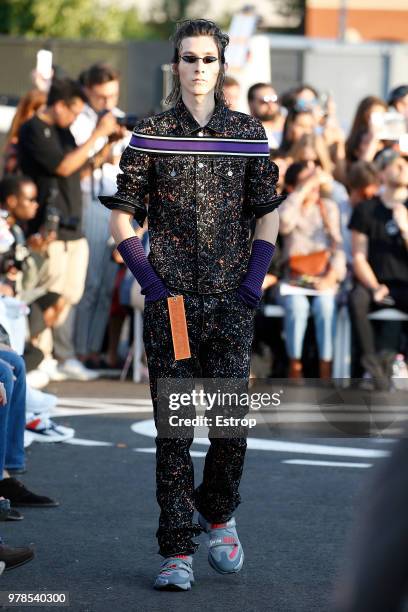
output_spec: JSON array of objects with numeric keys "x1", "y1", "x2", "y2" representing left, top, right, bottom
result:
[
  {"x1": 237, "y1": 239, "x2": 276, "y2": 308},
  {"x1": 117, "y1": 236, "x2": 170, "y2": 303}
]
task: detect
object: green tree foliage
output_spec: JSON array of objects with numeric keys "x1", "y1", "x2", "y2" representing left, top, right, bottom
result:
[{"x1": 0, "y1": 0, "x2": 156, "y2": 41}]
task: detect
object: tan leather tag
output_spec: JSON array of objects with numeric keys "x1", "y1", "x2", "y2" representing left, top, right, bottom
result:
[{"x1": 167, "y1": 295, "x2": 191, "y2": 360}]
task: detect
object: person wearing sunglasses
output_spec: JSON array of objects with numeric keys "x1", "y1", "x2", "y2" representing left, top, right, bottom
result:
[
  {"x1": 101, "y1": 18, "x2": 284, "y2": 591},
  {"x1": 247, "y1": 82, "x2": 285, "y2": 150}
]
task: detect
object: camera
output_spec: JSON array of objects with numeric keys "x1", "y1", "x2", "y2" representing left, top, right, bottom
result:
[{"x1": 97, "y1": 109, "x2": 138, "y2": 132}]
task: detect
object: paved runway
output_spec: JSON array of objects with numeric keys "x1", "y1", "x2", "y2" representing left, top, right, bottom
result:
[{"x1": 1, "y1": 381, "x2": 399, "y2": 612}]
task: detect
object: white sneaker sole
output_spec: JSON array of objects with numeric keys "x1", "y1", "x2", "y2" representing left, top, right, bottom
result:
[{"x1": 25, "y1": 429, "x2": 75, "y2": 443}]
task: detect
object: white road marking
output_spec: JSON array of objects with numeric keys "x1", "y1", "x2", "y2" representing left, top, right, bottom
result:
[
  {"x1": 46, "y1": 399, "x2": 394, "y2": 461},
  {"x1": 130, "y1": 419, "x2": 389, "y2": 458},
  {"x1": 56, "y1": 397, "x2": 152, "y2": 406},
  {"x1": 51, "y1": 406, "x2": 152, "y2": 417},
  {"x1": 283, "y1": 459, "x2": 372, "y2": 468},
  {"x1": 64, "y1": 438, "x2": 113, "y2": 447},
  {"x1": 95, "y1": 398, "x2": 152, "y2": 405}
]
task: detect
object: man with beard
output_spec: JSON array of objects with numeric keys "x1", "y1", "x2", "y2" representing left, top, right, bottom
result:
[{"x1": 248, "y1": 82, "x2": 285, "y2": 150}]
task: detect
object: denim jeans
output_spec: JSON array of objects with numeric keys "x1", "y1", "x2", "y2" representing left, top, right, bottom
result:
[
  {"x1": 280, "y1": 294, "x2": 337, "y2": 361},
  {"x1": 0, "y1": 350, "x2": 26, "y2": 473}
]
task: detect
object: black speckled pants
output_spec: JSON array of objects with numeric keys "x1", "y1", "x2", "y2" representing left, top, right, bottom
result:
[{"x1": 142, "y1": 289, "x2": 255, "y2": 557}]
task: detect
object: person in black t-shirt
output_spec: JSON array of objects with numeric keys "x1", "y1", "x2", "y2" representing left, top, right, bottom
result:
[
  {"x1": 348, "y1": 148, "x2": 408, "y2": 387},
  {"x1": 17, "y1": 79, "x2": 118, "y2": 381}
]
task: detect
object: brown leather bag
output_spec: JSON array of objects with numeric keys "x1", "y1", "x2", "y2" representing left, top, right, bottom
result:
[{"x1": 289, "y1": 249, "x2": 331, "y2": 277}]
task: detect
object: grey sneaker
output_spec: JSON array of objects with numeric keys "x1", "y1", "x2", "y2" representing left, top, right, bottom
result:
[
  {"x1": 198, "y1": 513, "x2": 244, "y2": 574},
  {"x1": 153, "y1": 555, "x2": 194, "y2": 591}
]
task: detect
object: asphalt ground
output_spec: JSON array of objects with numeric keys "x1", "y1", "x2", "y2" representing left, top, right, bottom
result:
[{"x1": 0, "y1": 380, "x2": 402, "y2": 612}]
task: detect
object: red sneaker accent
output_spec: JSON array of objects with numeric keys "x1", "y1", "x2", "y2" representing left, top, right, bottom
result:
[
  {"x1": 229, "y1": 547, "x2": 239, "y2": 560},
  {"x1": 211, "y1": 523, "x2": 227, "y2": 529},
  {"x1": 173, "y1": 555, "x2": 189, "y2": 559},
  {"x1": 26, "y1": 418, "x2": 42, "y2": 430},
  {"x1": 223, "y1": 536, "x2": 237, "y2": 544}
]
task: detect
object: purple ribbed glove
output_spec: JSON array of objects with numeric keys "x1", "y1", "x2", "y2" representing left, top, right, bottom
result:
[
  {"x1": 236, "y1": 240, "x2": 276, "y2": 308},
  {"x1": 117, "y1": 236, "x2": 170, "y2": 303}
]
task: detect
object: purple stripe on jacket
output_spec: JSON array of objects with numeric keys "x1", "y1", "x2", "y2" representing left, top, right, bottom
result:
[{"x1": 129, "y1": 134, "x2": 269, "y2": 155}]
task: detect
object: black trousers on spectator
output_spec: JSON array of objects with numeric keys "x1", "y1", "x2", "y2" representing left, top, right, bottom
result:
[
  {"x1": 28, "y1": 292, "x2": 61, "y2": 337},
  {"x1": 143, "y1": 290, "x2": 255, "y2": 557},
  {"x1": 23, "y1": 342, "x2": 44, "y2": 372},
  {"x1": 348, "y1": 282, "x2": 408, "y2": 358}
]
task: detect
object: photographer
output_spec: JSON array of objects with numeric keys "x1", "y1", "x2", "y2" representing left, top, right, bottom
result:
[
  {"x1": 70, "y1": 63, "x2": 128, "y2": 370},
  {"x1": 17, "y1": 78, "x2": 118, "y2": 381}
]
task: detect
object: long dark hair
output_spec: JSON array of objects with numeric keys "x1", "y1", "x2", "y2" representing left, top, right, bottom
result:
[
  {"x1": 165, "y1": 19, "x2": 229, "y2": 107},
  {"x1": 345, "y1": 95, "x2": 387, "y2": 162}
]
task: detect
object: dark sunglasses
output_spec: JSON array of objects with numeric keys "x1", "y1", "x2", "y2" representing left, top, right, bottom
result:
[{"x1": 180, "y1": 55, "x2": 219, "y2": 64}]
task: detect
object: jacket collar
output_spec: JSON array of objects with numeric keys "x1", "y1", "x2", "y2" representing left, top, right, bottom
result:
[{"x1": 174, "y1": 97, "x2": 228, "y2": 135}]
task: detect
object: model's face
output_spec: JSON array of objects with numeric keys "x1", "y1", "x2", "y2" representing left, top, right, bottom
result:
[
  {"x1": 54, "y1": 97, "x2": 84, "y2": 128},
  {"x1": 8, "y1": 182, "x2": 39, "y2": 221},
  {"x1": 223, "y1": 84, "x2": 240, "y2": 111},
  {"x1": 174, "y1": 36, "x2": 222, "y2": 99},
  {"x1": 249, "y1": 86, "x2": 279, "y2": 121},
  {"x1": 85, "y1": 80, "x2": 120, "y2": 112}
]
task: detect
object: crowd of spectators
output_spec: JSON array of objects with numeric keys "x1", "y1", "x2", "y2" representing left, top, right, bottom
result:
[
  {"x1": 225, "y1": 79, "x2": 408, "y2": 384},
  {"x1": 0, "y1": 61, "x2": 407, "y2": 571}
]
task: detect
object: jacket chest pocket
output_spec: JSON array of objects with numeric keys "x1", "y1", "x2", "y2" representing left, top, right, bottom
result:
[
  {"x1": 154, "y1": 158, "x2": 191, "y2": 205},
  {"x1": 212, "y1": 158, "x2": 247, "y2": 217},
  {"x1": 212, "y1": 158, "x2": 246, "y2": 193}
]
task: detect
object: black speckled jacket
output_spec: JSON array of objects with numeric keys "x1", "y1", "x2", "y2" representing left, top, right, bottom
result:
[{"x1": 100, "y1": 98, "x2": 283, "y2": 294}]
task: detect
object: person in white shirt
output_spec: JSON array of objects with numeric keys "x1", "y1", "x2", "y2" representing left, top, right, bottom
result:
[{"x1": 70, "y1": 63, "x2": 128, "y2": 371}]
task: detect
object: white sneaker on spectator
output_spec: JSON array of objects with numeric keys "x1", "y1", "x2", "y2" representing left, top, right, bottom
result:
[
  {"x1": 25, "y1": 369, "x2": 50, "y2": 390},
  {"x1": 57, "y1": 358, "x2": 99, "y2": 381},
  {"x1": 24, "y1": 430, "x2": 35, "y2": 448},
  {"x1": 26, "y1": 386, "x2": 58, "y2": 413},
  {"x1": 38, "y1": 357, "x2": 68, "y2": 382},
  {"x1": 25, "y1": 415, "x2": 75, "y2": 443}
]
